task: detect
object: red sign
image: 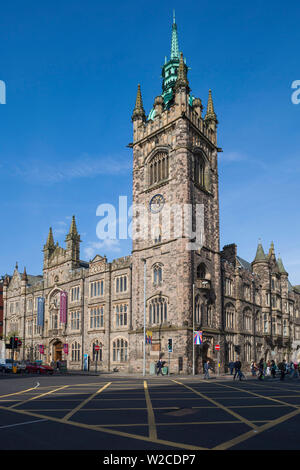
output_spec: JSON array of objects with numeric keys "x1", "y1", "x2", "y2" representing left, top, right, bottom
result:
[
  {"x1": 94, "y1": 345, "x2": 100, "y2": 351},
  {"x1": 63, "y1": 344, "x2": 68, "y2": 355},
  {"x1": 215, "y1": 344, "x2": 220, "y2": 351}
]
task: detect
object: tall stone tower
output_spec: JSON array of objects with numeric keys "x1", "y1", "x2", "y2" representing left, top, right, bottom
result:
[{"x1": 129, "y1": 16, "x2": 222, "y2": 374}]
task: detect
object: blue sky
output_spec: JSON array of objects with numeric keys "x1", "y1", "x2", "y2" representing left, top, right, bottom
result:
[{"x1": 0, "y1": 0, "x2": 300, "y2": 284}]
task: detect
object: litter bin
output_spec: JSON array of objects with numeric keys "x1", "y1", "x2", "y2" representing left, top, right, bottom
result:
[
  {"x1": 12, "y1": 365, "x2": 17, "y2": 374},
  {"x1": 162, "y1": 366, "x2": 168, "y2": 375}
]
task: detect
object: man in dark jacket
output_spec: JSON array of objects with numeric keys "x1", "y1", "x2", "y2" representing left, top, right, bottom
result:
[
  {"x1": 233, "y1": 360, "x2": 241, "y2": 380},
  {"x1": 156, "y1": 359, "x2": 164, "y2": 376}
]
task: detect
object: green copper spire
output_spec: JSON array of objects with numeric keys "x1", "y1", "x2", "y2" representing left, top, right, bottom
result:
[{"x1": 171, "y1": 11, "x2": 179, "y2": 60}]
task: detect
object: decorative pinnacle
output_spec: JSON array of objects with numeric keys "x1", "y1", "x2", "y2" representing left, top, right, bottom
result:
[
  {"x1": 22, "y1": 267, "x2": 28, "y2": 282},
  {"x1": 66, "y1": 215, "x2": 81, "y2": 241},
  {"x1": 132, "y1": 84, "x2": 146, "y2": 121},
  {"x1": 205, "y1": 89, "x2": 218, "y2": 122},
  {"x1": 277, "y1": 254, "x2": 288, "y2": 275},
  {"x1": 45, "y1": 227, "x2": 55, "y2": 248},
  {"x1": 174, "y1": 52, "x2": 190, "y2": 92}
]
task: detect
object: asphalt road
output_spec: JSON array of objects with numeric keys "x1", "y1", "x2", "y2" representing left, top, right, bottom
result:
[{"x1": 1, "y1": 373, "x2": 300, "y2": 452}]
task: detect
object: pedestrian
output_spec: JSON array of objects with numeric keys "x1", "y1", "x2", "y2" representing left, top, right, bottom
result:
[
  {"x1": 258, "y1": 358, "x2": 264, "y2": 381},
  {"x1": 289, "y1": 361, "x2": 295, "y2": 379},
  {"x1": 278, "y1": 359, "x2": 287, "y2": 381},
  {"x1": 228, "y1": 361, "x2": 234, "y2": 375},
  {"x1": 156, "y1": 358, "x2": 164, "y2": 376},
  {"x1": 204, "y1": 360, "x2": 210, "y2": 379},
  {"x1": 271, "y1": 360, "x2": 276, "y2": 379},
  {"x1": 266, "y1": 360, "x2": 271, "y2": 376},
  {"x1": 233, "y1": 360, "x2": 241, "y2": 380},
  {"x1": 251, "y1": 361, "x2": 257, "y2": 376}
]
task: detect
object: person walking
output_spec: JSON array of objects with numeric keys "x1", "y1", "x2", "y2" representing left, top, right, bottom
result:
[
  {"x1": 278, "y1": 359, "x2": 287, "y2": 381},
  {"x1": 156, "y1": 358, "x2": 164, "y2": 376},
  {"x1": 233, "y1": 360, "x2": 241, "y2": 380},
  {"x1": 266, "y1": 360, "x2": 271, "y2": 377},
  {"x1": 228, "y1": 361, "x2": 234, "y2": 375},
  {"x1": 258, "y1": 358, "x2": 264, "y2": 381},
  {"x1": 271, "y1": 360, "x2": 277, "y2": 379},
  {"x1": 204, "y1": 360, "x2": 210, "y2": 379},
  {"x1": 251, "y1": 361, "x2": 257, "y2": 377}
]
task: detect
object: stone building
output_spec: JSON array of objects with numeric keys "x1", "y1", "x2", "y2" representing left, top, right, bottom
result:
[{"x1": 3, "y1": 17, "x2": 300, "y2": 373}]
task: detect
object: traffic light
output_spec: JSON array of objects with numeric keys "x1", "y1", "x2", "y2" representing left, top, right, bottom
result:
[
  {"x1": 14, "y1": 337, "x2": 18, "y2": 349},
  {"x1": 168, "y1": 338, "x2": 173, "y2": 353},
  {"x1": 9, "y1": 337, "x2": 14, "y2": 349}
]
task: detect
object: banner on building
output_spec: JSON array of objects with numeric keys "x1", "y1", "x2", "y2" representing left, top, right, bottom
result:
[
  {"x1": 37, "y1": 297, "x2": 45, "y2": 327},
  {"x1": 194, "y1": 330, "x2": 203, "y2": 345},
  {"x1": 63, "y1": 343, "x2": 68, "y2": 355},
  {"x1": 146, "y1": 330, "x2": 152, "y2": 344},
  {"x1": 60, "y1": 291, "x2": 68, "y2": 323},
  {"x1": 39, "y1": 344, "x2": 44, "y2": 354}
]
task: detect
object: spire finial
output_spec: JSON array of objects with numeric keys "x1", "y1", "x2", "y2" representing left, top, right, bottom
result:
[
  {"x1": 174, "y1": 52, "x2": 190, "y2": 92},
  {"x1": 45, "y1": 227, "x2": 55, "y2": 248},
  {"x1": 170, "y1": 13, "x2": 179, "y2": 60},
  {"x1": 205, "y1": 89, "x2": 217, "y2": 122},
  {"x1": 132, "y1": 84, "x2": 146, "y2": 121}
]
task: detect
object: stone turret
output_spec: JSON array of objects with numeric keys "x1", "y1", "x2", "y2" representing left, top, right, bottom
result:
[{"x1": 65, "y1": 215, "x2": 81, "y2": 268}]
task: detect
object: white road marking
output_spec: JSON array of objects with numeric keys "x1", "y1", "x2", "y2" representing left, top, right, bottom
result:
[{"x1": 0, "y1": 419, "x2": 47, "y2": 430}]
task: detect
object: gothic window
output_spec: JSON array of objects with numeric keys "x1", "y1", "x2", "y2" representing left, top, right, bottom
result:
[
  {"x1": 194, "y1": 153, "x2": 205, "y2": 188},
  {"x1": 115, "y1": 275, "x2": 128, "y2": 293},
  {"x1": 115, "y1": 304, "x2": 128, "y2": 327},
  {"x1": 283, "y1": 319, "x2": 288, "y2": 336},
  {"x1": 207, "y1": 305, "x2": 213, "y2": 327},
  {"x1": 197, "y1": 263, "x2": 206, "y2": 279},
  {"x1": 70, "y1": 286, "x2": 80, "y2": 302},
  {"x1": 148, "y1": 297, "x2": 168, "y2": 325},
  {"x1": 245, "y1": 342, "x2": 251, "y2": 362},
  {"x1": 70, "y1": 311, "x2": 81, "y2": 330},
  {"x1": 195, "y1": 296, "x2": 201, "y2": 324},
  {"x1": 90, "y1": 280, "x2": 104, "y2": 298},
  {"x1": 71, "y1": 342, "x2": 81, "y2": 362},
  {"x1": 89, "y1": 306, "x2": 104, "y2": 329},
  {"x1": 51, "y1": 312, "x2": 59, "y2": 330},
  {"x1": 112, "y1": 338, "x2": 128, "y2": 362},
  {"x1": 225, "y1": 278, "x2": 233, "y2": 296},
  {"x1": 225, "y1": 304, "x2": 235, "y2": 330},
  {"x1": 153, "y1": 264, "x2": 163, "y2": 286},
  {"x1": 149, "y1": 152, "x2": 169, "y2": 186},
  {"x1": 243, "y1": 309, "x2": 252, "y2": 332}
]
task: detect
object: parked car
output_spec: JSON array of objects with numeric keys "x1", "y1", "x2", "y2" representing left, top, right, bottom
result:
[
  {"x1": 25, "y1": 362, "x2": 54, "y2": 375},
  {"x1": 0, "y1": 359, "x2": 14, "y2": 373}
]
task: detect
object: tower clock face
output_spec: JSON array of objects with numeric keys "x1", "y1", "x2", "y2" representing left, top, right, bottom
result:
[{"x1": 149, "y1": 194, "x2": 165, "y2": 213}]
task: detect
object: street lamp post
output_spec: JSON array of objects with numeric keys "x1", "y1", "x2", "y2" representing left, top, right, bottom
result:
[
  {"x1": 192, "y1": 283, "x2": 195, "y2": 375},
  {"x1": 142, "y1": 258, "x2": 146, "y2": 376}
]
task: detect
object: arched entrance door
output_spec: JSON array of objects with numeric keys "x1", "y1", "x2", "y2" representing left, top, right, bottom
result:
[{"x1": 53, "y1": 341, "x2": 63, "y2": 362}]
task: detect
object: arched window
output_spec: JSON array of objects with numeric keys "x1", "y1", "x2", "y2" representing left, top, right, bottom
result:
[
  {"x1": 71, "y1": 342, "x2": 81, "y2": 362},
  {"x1": 153, "y1": 264, "x2": 163, "y2": 286},
  {"x1": 283, "y1": 319, "x2": 288, "y2": 336},
  {"x1": 149, "y1": 297, "x2": 168, "y2": 325},
  {"x1": 149, "y1": 152, "x2": 169, "y2": 186},
  {"x1": 194, "y1": 154, "x2": 205, "y2": 187},
  {"x1": 112, "y1": 338, "x2": 128, "y2": 362},
  {"x1": 245, "y1": 342, "x2": 251, "y2": 362},
  {"x1": 197, "y1": 263, "x2": 206, "y2": 279},
  {"x1": 243, "y1": 309, "x2": 252, "y2": 332},
  {"x1": 195, "y1": 296, "x2": 201, "y2": 324},
  {"x1": 225, "y1": 304, "x2": 235, "y2": 330}
]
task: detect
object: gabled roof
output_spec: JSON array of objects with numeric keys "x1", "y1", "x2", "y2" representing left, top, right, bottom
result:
[{"x1": 236, "y1": 256, "x2": 252, "y2": 272}]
